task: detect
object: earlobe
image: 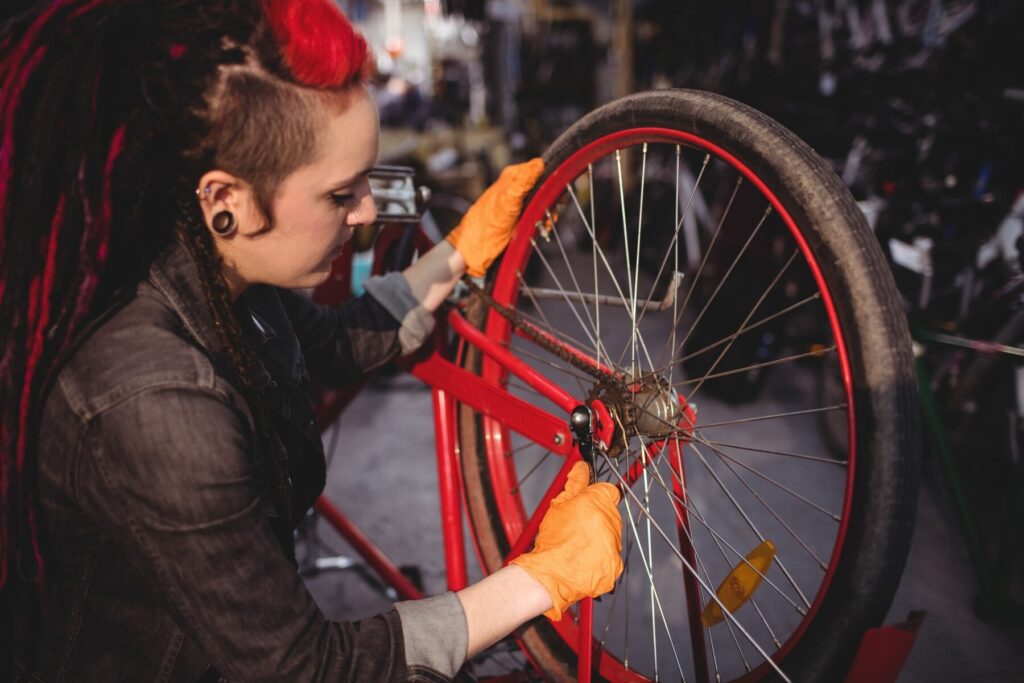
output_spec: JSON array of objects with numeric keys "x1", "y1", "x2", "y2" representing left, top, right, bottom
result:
[{"x1": 211, "y1": 210, "x2": 237, "y2": 236}]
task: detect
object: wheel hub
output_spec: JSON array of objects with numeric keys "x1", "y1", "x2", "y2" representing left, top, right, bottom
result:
[
  {"x1": 588, "y1": 371, "x2": 690, "y2": 457},
  {"x1": 630, "y1": 377, "x2": 681, "y2": 435}
]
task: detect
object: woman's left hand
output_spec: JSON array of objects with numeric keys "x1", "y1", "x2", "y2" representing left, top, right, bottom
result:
[{"x1": 445, "y1": 158, "x2": 544, "y2": 277}]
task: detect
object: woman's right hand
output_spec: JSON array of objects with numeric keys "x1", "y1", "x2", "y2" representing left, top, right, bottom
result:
[{"x1": 509, "y1": 461, "x2": 624, "y2": 621}]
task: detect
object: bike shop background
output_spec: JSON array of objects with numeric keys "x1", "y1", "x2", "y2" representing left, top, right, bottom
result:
[
  {"x1": 0, "y1": 0, "x2": 1009, "y2": 679},
  {"x1": 290, "y1": 2, "x2": 1024, "y2": 680}
]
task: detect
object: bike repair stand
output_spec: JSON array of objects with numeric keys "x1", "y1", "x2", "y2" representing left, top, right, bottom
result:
[
  {"x1": 294, "y1": 505, "x2": 425, "y2": 602},
  {"x1": 914, "y1": 339, "x2": 1024, "y2": 625},
  {"x1": 842, "y1": 611, "x2": 925, "y2": 683}
]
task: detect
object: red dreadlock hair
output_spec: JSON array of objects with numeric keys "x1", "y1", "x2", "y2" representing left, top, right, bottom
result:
[{"x1": 0, "y1": 0, "x2": 370, "y2": 594}]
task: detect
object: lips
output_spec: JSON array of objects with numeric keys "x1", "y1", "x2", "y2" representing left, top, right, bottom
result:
[
  {"x1": 325, "y1": 229, "x2": 353, "y2": 261},
  {"x1": 331, "y1": 237, "x2": 350, "y2": 255}
]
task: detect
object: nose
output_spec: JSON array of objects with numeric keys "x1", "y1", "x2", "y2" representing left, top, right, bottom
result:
[{"x1": 347, "y1": 186, "x2": 377, "y2": 227}]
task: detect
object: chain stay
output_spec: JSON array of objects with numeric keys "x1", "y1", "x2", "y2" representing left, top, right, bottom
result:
[{"x1": 462, "y1": 277, "x2": 625, "y2": 389}]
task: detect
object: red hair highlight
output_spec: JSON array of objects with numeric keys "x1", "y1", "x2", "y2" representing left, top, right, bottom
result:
[
  {"x1": 0, "y1": 48, "x2": 50, "y2": 579},
  {"x1": 0, "y1": 45, "x2": 47, "y2": 259},
  {"x1": 263, "y1": 0, "x2": 370, "y2": 88},
  {"x1": 3, "y1": 191, "x2": 64, "y2": 588},
  {"x1": 69, "y1": 125, "x2": 124, "y2": 335}
]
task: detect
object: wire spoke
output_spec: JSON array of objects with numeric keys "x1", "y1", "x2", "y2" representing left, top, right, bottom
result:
[
  {"x1": 656, "y1": 175, "x2": 744, "y2": 370},
  {"x1": 617, "y1": 149, "x2": 634, "y2": 307},
  {"x1": 630, "y1": 144, "x2": 648, "y2": 383},
  {"x1": 688, "y1": 442, "x2": 812, "y2": 608},
  {"x1": 695, "y1": 433, "x2": 840, "y2": 522},
  {"x1": 619, "y1": 474, "x2": 687, "y2": 682},
  {"x1": 516, "y1": 290, "x2": 602, "y2": 360},
  {"x1": 687, "y1": 404, "x2": 848, "y2": 433},
  {"x1": 597, "y1": 448, "x2": 794, "y2": 682},
  {"x1": 506, "y1": 342, "x2": 594, "y2": 388},
  {"x1": 686, "y1": 495, "x2": 754, "y2": 673},
  {"x1": 621, "y1": 438, "x2": 808, "y2": 615},
  {"x1": 505, "y1": 440, "x2": 541, "y2": 457},
  {"x1": 599, "y1": 530, "x2": 633, "y2": 650},
  {"x1": 633, "y1": 152, "x2": 711, "y2": 334},
  {"x1": 674, "y1": 205, "x2": 774, "y2": 365},
  {"x1": 672, "y1": 346, "x2": 837, "y2": 390},
  {"x1": 682, "y1": 248, "x2": 800, "y2": 401},
  {"x1": 606, "y1": 149, "x2": 660, "y2": 375},
  {"x1": 700, "y1": 438, "x2": 848, "y2": 466},
  {"x1": 641, "y1": 459, "x2": 659, "y2": 680},
  {"x1": 605, "y1": 424, "x2": 808, "y2": 616},
  {"x1": 662, "y1": 292, "x2": 822, "y2": 374},
  {"x1": 515, "y1": 271, "x2": 620, "y2": 370},
  {"x1": 516, "y1": 280, "x2": 606, "y2": 354},
  {"x1": 600, "y1": 151, "x2": 666, "y2": 376},
  {"x1": 664, "y1": 437, "x2": 725, "y2": 679},
  {"x1": 669, "y1": 147, "x2": 681, "y2": 392},
  {"x1": 547, "y1": 208, "x2": 614, "y2": 363},
  {"x1": 530, "y1": 237, "x2": 605, "y2": 354},
  {"x1": 685, "y1": 484, "x2": 780, "y2": 657},
  {"x1": 659, "y1": 438, "x2": 724, "y2": 679},
  {"x1": 697, "y1": 436, "x2": 831, "y2": 567},
  {"x1": 564, "y1": 179, "x2": 661, "y2": 374},
  {"x1": 636, "y1": 427, "x2": 725, "y2": 681},
  {"x1": 565, "y1": 183, "x2": 634, "y2": 316},
  {"x1": 513, "y1": 449, "x2": 555, "y2": 492},
  {"x1": 600, "y1": 403, "x2": 846, "y2": 444},
  {"x1": 590, "y1": 164, "x2": 602, "y2": 369}
]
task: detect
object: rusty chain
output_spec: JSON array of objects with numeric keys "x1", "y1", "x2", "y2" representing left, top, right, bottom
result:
[{"x1": 462, "y1": 277, "x2": 626, "y2": 391}]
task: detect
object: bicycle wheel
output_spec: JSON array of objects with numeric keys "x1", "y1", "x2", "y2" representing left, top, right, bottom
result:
[{"x1": 457, "y1": 90, "x2": 920, "y2": 683}]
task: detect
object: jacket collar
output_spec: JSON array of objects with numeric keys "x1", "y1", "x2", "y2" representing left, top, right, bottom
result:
[
  {"x1": 147, "y1": 237, "x2": 235, "y2": 358},
  {"x1": 146, "y1": 238, "x2": 291, "y2": 386}
]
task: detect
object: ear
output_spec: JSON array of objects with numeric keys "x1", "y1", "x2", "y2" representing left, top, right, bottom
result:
[{"x1": 195, "y1": 170, "x2": 267, "y2": 238}]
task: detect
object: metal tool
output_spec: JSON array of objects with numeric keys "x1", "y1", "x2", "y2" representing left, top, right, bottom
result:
[{"x1": 569, "y1": 404, "x2": 597, "y2": 483}]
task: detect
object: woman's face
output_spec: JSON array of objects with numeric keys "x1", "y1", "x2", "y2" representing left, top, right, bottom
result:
[{"x1": 210, "y1": 87, "x2": 380, "y2": 295}]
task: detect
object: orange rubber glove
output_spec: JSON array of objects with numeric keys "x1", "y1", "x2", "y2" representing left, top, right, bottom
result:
[
  {"x1": 446, "y1": 157, "x2": 544, "y2": 277},
  {"x1": 510, "y1": 461, "x2": 624, "y2": 621}
]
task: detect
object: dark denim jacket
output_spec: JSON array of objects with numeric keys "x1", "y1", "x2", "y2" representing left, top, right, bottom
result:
[{"x1": 12, "y1": 240, "x2": 466, "y2": 682}]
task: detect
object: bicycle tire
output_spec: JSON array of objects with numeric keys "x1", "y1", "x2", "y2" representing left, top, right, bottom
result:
[{"x1": 457, "y1": 90, "x2": 920, "y2": 683}]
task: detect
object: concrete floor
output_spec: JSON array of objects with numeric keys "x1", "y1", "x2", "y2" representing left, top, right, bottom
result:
[{"x1": 303, "y1": 368, "x2": 1024, "y2": 682}]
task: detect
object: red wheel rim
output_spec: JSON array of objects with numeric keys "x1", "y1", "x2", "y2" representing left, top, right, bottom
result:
[{"x1": 478, "y1": 128, "x2": 857, "y2": 683}]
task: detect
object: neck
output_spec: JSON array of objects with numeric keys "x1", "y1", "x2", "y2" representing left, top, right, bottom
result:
[{"x1": 220, "y1": 258, "x2": 249, "y2": 302}]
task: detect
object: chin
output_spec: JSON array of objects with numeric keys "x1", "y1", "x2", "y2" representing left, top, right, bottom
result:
[{"x1": 303, "y1": 268, "x2": 333, "y2": 289}]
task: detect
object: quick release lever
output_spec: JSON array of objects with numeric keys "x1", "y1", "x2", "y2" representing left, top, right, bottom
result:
[{"x1": 569, "y1": 405, "x2": 597, "y2": 484}]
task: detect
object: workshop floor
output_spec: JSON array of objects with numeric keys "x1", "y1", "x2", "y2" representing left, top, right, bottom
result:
[{"x1": 303, "y1": 368, "x2": 1024, "y2": 682}]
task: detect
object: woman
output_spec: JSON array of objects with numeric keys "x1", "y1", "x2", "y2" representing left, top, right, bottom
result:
[{"x1": 0, "y1": 1, "x2": 622, "y2": 680}]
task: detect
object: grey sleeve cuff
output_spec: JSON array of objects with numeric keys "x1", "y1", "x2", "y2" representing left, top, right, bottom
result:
[
  {"x1": 394, "y1": 592, "x2": 468, "y2": 678},
  {"x1": 363, "y1": 272, "x2": 436, "y2": 354}
]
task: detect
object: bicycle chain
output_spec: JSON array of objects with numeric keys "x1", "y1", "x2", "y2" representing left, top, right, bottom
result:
[
  {"x1": 462, "y1": 277, "x2": 626, "y2": 391},
  {"x1": 463, "y1": 278, "x2": 691, "y2": 460}
]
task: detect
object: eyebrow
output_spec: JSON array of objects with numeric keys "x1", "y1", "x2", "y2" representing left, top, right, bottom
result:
[{"x1": 327, "y1": 164, "x2": 375, "y2": 192}]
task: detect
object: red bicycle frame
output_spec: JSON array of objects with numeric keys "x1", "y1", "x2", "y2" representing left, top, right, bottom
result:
[
  {"x1": 310, "y1": 225, "x2": 606, "y2": 681},
  {"x1": 306, "y1": 214, "x2": 894, "y2": 683}
]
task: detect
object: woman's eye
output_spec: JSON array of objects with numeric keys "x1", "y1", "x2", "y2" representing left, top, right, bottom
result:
[{"x1": 330, "y1": 192, "x2": 356, "y2": 206}]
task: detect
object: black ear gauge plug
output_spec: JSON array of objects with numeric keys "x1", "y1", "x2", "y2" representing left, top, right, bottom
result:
[{"x1": 211, "y1": 210, "x2": 237, "y2": 236}]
